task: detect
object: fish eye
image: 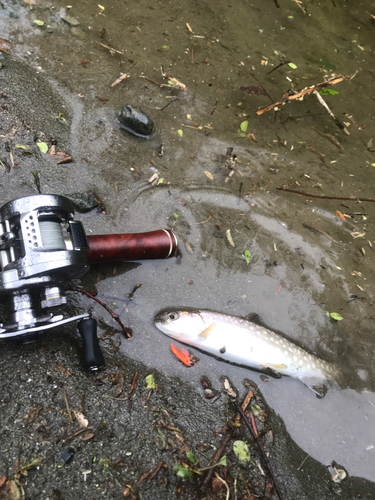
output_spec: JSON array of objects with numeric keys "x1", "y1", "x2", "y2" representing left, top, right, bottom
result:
[{"x1": 167, "y1": 311, "x2": 178, "y2": 321}]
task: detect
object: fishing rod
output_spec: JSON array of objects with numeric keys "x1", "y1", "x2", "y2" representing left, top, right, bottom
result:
[{"x1": 0, "y1": 194, "x2": 177, "y2": 371}]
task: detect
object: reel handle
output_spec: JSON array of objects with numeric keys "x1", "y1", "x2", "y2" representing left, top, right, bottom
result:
[
  {"x1": 77, "y1": 318, "x2": 105, "y2": 371},
  {"x1": 86, "y1": 229, "x2": 177, "y2": 264}
]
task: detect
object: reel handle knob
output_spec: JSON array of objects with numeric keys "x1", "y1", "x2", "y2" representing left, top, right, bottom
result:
[{"x1": 77, "y1": 318, "x2": 105, "y2": 371}]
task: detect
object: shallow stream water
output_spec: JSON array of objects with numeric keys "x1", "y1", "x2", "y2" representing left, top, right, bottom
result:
[{"x1": 1, "y1": 0, "x2": 375, "y2": 491}]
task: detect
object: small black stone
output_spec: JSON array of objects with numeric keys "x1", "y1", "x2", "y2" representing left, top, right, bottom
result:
[
  {"x1": 118, "y1": 104, "x2": 155, "y2": 138},
  {"x1": 61, "y1": 448, "x2": 75, "y2": 465}
]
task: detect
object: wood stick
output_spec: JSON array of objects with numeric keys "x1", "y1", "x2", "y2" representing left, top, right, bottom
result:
[{"x1": 276, "y1": 186, "x2": 375, "y2": 203}]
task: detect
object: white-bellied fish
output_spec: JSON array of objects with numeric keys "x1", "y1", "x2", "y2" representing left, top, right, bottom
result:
[{"x1": 154, "y1": 309, "x2": 339, "y2": 388}]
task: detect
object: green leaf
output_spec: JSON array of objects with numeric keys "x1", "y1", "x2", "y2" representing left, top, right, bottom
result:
[
  {"x1": 173, "y1": 464, "x2": 193, "y2": 480},
  {"x1": 177, "y1": 129, "x2": 183, "y2": 137},
  {"x1": 233, "y1": 440, "x2": 251, "y2": 464},
  {"x1": 37, "y1": 142, "x2": 49, "y2": 154},
  {"x1": 15, "y1": 144, "x2": 33, "y2": 154},
  {"x1": 162, "y1": 45, "x2": 170, "y2": 51},
  {"x1": 218, "y1": 455, "x2": 227, "y2": 466},
  {"x1": 157, "y1": 428, "x2": 168, "y2": 449},
  {"x1": 238, "y1": 120, "x2": 248, "y2": 138},
  {"x1": 172, "y1": 212, "x2": 180, "y2": 219},
  {"x1": 244, "y1": 250, "x2": 251, "y2": 264},
  {"x1": 145, "y1": 374, "x2": 156, "y2": 389},
  {"x1": 34, "y1": 20, "x2": 45, "y2": 26},
  {"x1": 186, "y1": 452, "x2": 196, "y2": 464},
  {"x1": 326, "y1": 311, "x2": 330, "y2": 318},
  {"x1": 288, "y1": 62, "x2": 297, "y2": 69},
  {"x1": 318, "y1": 88, "x2": 339, "y2": 95},
  {"x1": 99, "y1": 458, "x2": 110, "y2": 470},
  {"x1": 240, "y1": 120, "x2": 248, "y2": 133},
  {"x1": 330, "y1": 312, "x2": 343, "y2": 321}
]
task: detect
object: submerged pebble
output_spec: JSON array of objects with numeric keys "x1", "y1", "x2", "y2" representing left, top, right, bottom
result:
[{"x1": 118, "y1": 104, "x2": 155, "y2": 138}]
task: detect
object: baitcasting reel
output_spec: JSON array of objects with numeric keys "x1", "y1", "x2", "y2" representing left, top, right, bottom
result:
[{"x1": 0, "y1": 194, "x2": 177, "y2": 370}]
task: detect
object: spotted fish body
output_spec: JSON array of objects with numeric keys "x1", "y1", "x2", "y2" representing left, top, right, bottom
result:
[{"x1": 154, "y1": 309, "x2": 339, "y2": 386}]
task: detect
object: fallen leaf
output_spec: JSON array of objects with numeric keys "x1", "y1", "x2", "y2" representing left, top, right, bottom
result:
[
  {"x1": 57, "y1": 156, "x2": 73, "y2": 164},
  {"x1": 351, "y1": 231, "x2": 366, "y2": 239},
  {"x1": 15, "y1": 144, "x2": 33, "y2": 154},
  {"x1": 36, "y1": 142, "x2": 48, "y2": 153},
  {"x1": 226, "y1": 229, "x2": 235, "y2": 247},
  {"x1": 82, "y1": 432, "x2": 95, "y2": 441},
  {"x1": 113, "y1": 370, "x2": 125, "y2": 398},
  {"x1": 240, "y1": 86, "x2": 267, "y2": 96},
  {"x1": 0, "y1": 37, "x2": 12, "y2": 54},
  {"x1": 336, "y1": 210, "x2": 345, "y2": 221},
  {"x1": 204, "y1": 171, "x2": 213, "y2": 180},
  {"x1": 223, "y1": 378, "x2": 236, "y2": 398},
  {"x1": 73, "y1": 410, "x2": 89, "y2": 428},
  {"x1": 25, "y1": 406, "x2": 43, "y2": 424},
  {"x1": 145, "y1": 374, "x2": 156, "y2": 389},
  {"x1": 0, "y1": 37, "x2": 11, "y2": 54},
  {"x1": 185, "y1": 242, "x2": 194, "y2": 254},
  {"x1": 95, "y1": 95, "x2": 109, "y2": 101},
  {"x1": 55, "y1": 362, "x2": 71, "y2": 376},
  {"x1": 233, "y1": 440, "x2": 251, "y2": 464}
]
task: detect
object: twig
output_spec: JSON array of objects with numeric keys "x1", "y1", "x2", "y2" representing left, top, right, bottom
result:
[
  {"x1": 96, "y1": 41, "x2": 123, "y2": 54},
  {"x1": 64, "y1": 390, "x2": 74, "y2": 424},
  {"x1": 102, "y1": 394, "x2": 129, "y2": 401},
  {"x1": 293, "y1": 0, "x2": 307, "y2": 14},
  {"x1": 210, "y1": 100, "x2": 218, "y2": 116},
  {"x1": 139, "y1": 75, "x2": 163, "y2": 87},
  {"x1": 129, "y1": 371, "x2": 137, "y2": 394},
  {"x1": 202, "y1": 428, "x2": 235, "y2": 486},
  {"x1": 302, "y1": 223, "x2": 338, "y2": 243},
  {"x1": 297, "y1": 454, "x2": 310, "y2": 471},
  {"x1": 277, "y1": 186, "x2": 375, "y2": 203},
  {"x1": 111, "y1": 73, "x2": 130, "y2": 88},
  {"x1": 68, "y1": 286, "x2": 131, "y2": 338},
  {"x1": 196, "y1": 214, "x2": 212, "y2": 224},
  {"x1": 214, "y1": 473, "x2": 230, "y2": 500},
  {"x1": 315, "y1": 92, "x2": 349, "y2": 135},
  {"x1": 203, "y1": 391, "x2": 253, "y2": 486},
  {"x1": 266, "y1": 61, "x2": 291, "y2": 75},
  {"x1": 256, "y1": 74, "x2": 352, "y2": 116},
  {"x1": 160, "y1": 98, "x2": 179, "y2": 112},
  {"x1": 236, "y1": 404, "x2": 283, "y2": 500}
]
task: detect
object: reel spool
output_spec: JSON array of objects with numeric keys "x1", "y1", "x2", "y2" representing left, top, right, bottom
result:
[{"x1": 0, "y1": 194, "x2": 103, "y2": 370}]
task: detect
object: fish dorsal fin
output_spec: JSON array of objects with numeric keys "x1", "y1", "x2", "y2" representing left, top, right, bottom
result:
[{"x1": 198, "y1": 322, "x2": 216, "y2": 339}]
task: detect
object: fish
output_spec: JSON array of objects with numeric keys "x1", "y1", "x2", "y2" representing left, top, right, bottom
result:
[{"x1": 154, "y1": 308, "x2": 340, "y2": 388}]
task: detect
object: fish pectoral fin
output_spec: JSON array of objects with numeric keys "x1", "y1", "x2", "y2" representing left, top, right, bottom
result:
[
  {"x1": 264, "y1": 363, "x2": 287, "y2": 370},
  {"x1": 198, "y1": 322, "x2": 216, "y2": 339},
  {"x1": 261, "y1": 363, "x2": 288, "y2": 379}
]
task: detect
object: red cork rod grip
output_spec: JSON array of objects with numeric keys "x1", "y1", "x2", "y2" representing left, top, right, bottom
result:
[{"x1": 86, "y1": 229, "x2": 177, "y2": 264}]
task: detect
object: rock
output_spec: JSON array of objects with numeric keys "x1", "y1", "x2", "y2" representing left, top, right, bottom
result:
[{"x1": 118, "y1": 104, "x2": 155, "y2": 139}]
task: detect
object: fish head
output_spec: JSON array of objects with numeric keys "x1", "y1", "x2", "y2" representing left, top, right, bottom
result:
[{"x1": 154, "y1": 309, "x2": 206, "y2": 341}]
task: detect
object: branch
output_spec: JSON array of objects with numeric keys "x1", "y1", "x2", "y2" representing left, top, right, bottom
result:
[
  {"x1": 68, "y1": 286, "x2": 132, "y2": 338},
  {"x1": 256, "y1": 74, "x2": 353, "y2": 116},
  {"x1": 276, "y1": 186, "x2": 375, "y2": 203}
]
